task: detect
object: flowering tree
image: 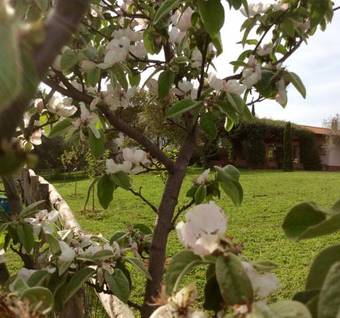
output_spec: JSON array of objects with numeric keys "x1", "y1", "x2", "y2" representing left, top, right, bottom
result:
[{"x1": 0, "y1": 0, "x2": 338, "y2": 317}]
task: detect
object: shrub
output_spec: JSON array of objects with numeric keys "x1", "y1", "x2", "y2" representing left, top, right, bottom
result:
[{"x1": 283, "y1": 122, "x2": 293, "y2": 171}]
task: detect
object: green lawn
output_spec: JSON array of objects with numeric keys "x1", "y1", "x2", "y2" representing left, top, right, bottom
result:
[
  {"x1": 4, "y1": 169, "x2": 340, "y2": 309},
  {"x1": 51, "y1": 169, "x2": 340, "y2": 304}
]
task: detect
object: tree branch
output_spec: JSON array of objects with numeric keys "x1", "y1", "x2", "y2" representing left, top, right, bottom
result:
[
  {"x1": 128, "y1": 187, "x2": 158, "y2": 214},
  {"x1": 43, "y1": 78, "x2": 175, "y2": 172},
  {"x1": 0, "y1": 0, "x2": 90, "y2": 142},
  {"x1": 1, "y1": 176, "x2": 22, "y2": 216}
]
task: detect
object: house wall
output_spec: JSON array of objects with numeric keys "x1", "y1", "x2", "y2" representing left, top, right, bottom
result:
[{"x1": 326, "y1": 140, "x2": 340, "y2": 169}]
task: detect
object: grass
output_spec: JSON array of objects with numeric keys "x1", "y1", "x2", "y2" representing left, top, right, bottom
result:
[
  {"x1": 51, "y1": 170, "x2": 340, "y2": 302},
  {"x1": 4, "y1": 169, "x2": 340, "y2": 311}
]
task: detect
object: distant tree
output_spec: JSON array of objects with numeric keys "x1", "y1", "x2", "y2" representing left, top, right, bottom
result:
[
  {"x1": 283, "y1": 122, "x2": 293, "y2": 171},
  {"x1": 323, "y1": 113, "x2": 340, "y2": 145}
]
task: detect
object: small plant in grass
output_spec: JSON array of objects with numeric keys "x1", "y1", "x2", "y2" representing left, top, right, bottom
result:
[{"x1": 61, "y1": 146, "x2": 84, "y2": 196}]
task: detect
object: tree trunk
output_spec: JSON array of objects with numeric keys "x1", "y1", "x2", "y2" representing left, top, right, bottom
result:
[
  {"x1": 142, "y1": 132, "x2": 197, "y2": 317},
  {"x1": 58, "y1": 290, "x2": 85, "y2": 318}
]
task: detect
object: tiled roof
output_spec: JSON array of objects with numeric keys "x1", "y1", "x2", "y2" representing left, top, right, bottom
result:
[{"x1": 300, "y1": 125, "x2": 331, "y2": 135}]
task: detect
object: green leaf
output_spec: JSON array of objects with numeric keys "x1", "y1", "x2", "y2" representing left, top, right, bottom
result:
[
  {"x1": 223, "y1": 165, "x2": 240, "y2": 181},
  {"x1": 126, "y1": 257, "x2": 152, "y2": 280},
  {"x1": 153, "y1": 0, "x2": 181, "y2": 24},
  {"x1": 27, "y1": 270, "x2": 50, "y2": 287},
  {"x1": 299, "y1": 212, "x2": 340, "y2": 240},
  {"x1": 227, "y1": 93, "x2": 252, "y2": 121},
  {"x1": 143, "y1": 27, "x2": 162, "y2": 54},
  {"x1": 318, "y1": 262, "x2": 340, "y2": 318},
  {"x1": 111, "y1": 64, "x2": 128, "y2": 90},
  {"x1": 60, "y1": 49, "x2": 79, "y2": 71},
  {"x1": 282, "y1": 202, "x2": 327, "y2": 240},
  {"x1": 88, "y1": 129, "x2": 105, "y2": 159},
  {"x1": 20, "y1": 200, "x2": 45, "y2": 218},
  {"x1": 111, "y1": 171, "x2": 131, "y2": 190},
  {"x1": 158, "y1": 70, "x2": 175, "y2": 99},
  {"x1": 194, "y1": 185, "x2": 207, "y2": 204},
  {"x1": 203, "y1": 273, "x2": 224, "y2": 311},
  {"x1": 227, "y1": 0, "x2": 242, "y2": 10},
  {"x1": 269, "y1": 300, "x2": 312, "y2": 318},
  {"x1": 197, "y1": 0, "x2": 225, "y2": 36},
  {"x1": 200, "y1": 112, "x2": 217, "y2": 139},
  {"x1": 0, "y1": 19, "x2": 22, "y2": 110},
  {"x1": 128, "y1": 70, "x2": 141, "y2": 87},
  {"x1": 306, "y1": 245, "x2": 340, "y2": 291},
  {"x1": 255, "y1": 70, "x2": 277, "y2": 99},
  {"x1": 62, "y1": 267, "x2": 95, "y2": 305},
  {"x1": 46, "y1": 234, "x2": 60, "y2": 254},
  {"x1": 48, "y1": 119, "x2": 73, "y2": 138},
  {"x1": 211, "y1": 32, "x2": 223, "y2": 56},
  {"x1": 252, "y1": 260, "x2": 278, "y2": 273},
  {"x1": 17, "y1": 223, "x2": 35, "y2": 253},
  {"x1": 164, "y1": 250, "x2": 201, "y2": 295},
  {"x1": 287, "y1": 72, "x2": 307, "y2": 99},
  {"x1": 22, "y1": 287, "x2": 54, "y2": 314},
  {"x1": 97, "y1": 175, "x2": 116, "y2": 209},
  {"x1": 90, "y1": 249, "x2": 115, "y2": 261},
  {"x1": 215, "y1": 254, "x2": 253, "y2": 306},
  {"x1": 133, "y1": 224, "x2": 152, "y2": 235},
  {"x1": 105, "y1": 269, "x2": 130, "y2": 302},
  {"x1": 166, "y1": 99, "x2": 201, "y2": 118},
  {"x1": 86, "y1": 68, "x2": 101, "y2": 87},
  {"x1": 215, "y1": 166, "x2": 243, "y2": 206},
  {"x1": 33, "y1": 0, "x2": 49, "y2": 11}
]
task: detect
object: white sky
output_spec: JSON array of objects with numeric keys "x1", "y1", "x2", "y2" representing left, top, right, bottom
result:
[{"x1": 215, "y1": 0, "x2": 340, "y2": 127}]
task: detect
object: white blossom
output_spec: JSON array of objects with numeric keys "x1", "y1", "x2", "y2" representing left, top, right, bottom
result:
[
  {"x1": 272, "y1": 2, "x2": 289, "y2": 11},
  {"x1": 241, "y1": 3, "x2": 270, "y2": 17},
  {"x1": 150, "y1": 285, "x2": 207, "y2": 318},
  {"x1": 106, "y1": 159, "x2": 132, "y2": 174},
  {"x1": 195, "y1": 169, "x2": 210, "y2": 185},
  {"x1": 80, "y1": 60, "x2": 97, "y2": 72},
  {"x1": 48, "y1": 96, "x2": 77, "y2": 118},
  {"x1": 178, "y1": 80, "x2": 194, "y2": 94},
  {"x1": 176, "y1": 7, "x2": 193, "y2": 31},
  {"x1": 208, "y1": 74, "x2": 245, "y2": 95},
  {"x1": 98, "y1": 36, "x2": 130, "y2": 69},
  {"x1": 257, "y1": 43, "x2": 273, "y2": 56},
  {"x1": 73, "y1": 103, "x2": 99, "y2": 138},
  {"x1": 30, "y1": 129, "x2": 43, "y2": 146},
  {"x1": 191, "y1": 48, "x2": 203, "y2": 68},
  {"x1": 146, "y1": 79, "x2": 158, "y2": 95},
  {"x1": 242, "y1": 55, "x2": 262, "y2": 89},
  {"x1": 25, "y1": 209, "x2": 59, "y2": 236},
  {"x1": 208, "y1": 74, "x2": 224, "y2": 91},
  {"x1": 17, "y1": 268, "x2": 37, "y2": 282},
  {"x1": 242, "y1": 262, "x2": 279, "y2": 298},
  {"x1": 176, "y1": 202, "x2": 227, "y2": 256},
  {"x1": 129, "y1": 42, "x2": 147, "y2": 59},
  {"x1": 112, "y1": 28, "x2": 143, "y2": 42},
  {"x1": 59, "y1": 241, "x2": 76, "y2": 263},
  {"x1": 115, "y1": 133, "x2": 125, "y2": 148},
  {"x1": 275, "y1": 78, "x2": 287, "y2": 106},
  {"x1": 122, "y1": 148, "x2": 148, "y2": 165},
  {"x1": 104, "y1": 85, "x2": 136, "y2": 110},
  {"x1": 169, "y1": 27, "x2": 186, "y2": 44},
  {"x1": 34, "y1": 98, "x2": 44, "y2": 113},
  {"x1": 224, "y1": 80, "x2": 245, "y2": 95}
]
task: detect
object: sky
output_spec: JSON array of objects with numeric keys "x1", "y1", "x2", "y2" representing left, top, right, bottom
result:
[{"x1": 214, "y1": 1, "x2": 340, "y2": 127}]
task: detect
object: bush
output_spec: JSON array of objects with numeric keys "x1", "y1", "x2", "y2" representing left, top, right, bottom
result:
[
  {"x1": 296, "y1": 129, "x2": 322, "y2": 170},
  {"x1": 283, "y1": 122, "x2": 293, "y2": 171}
]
